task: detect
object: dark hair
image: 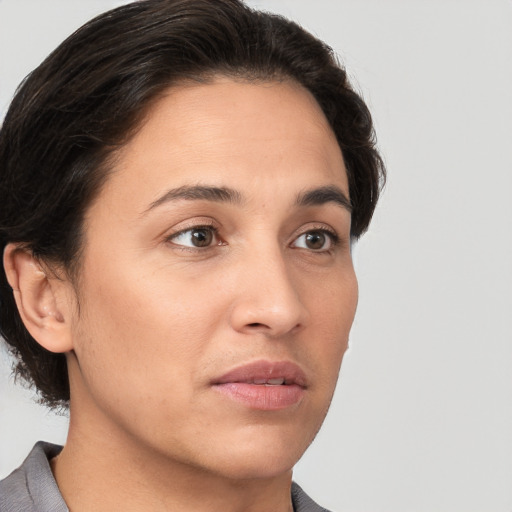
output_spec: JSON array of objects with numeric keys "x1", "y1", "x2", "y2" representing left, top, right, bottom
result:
[{"x1": 0, "y1": 0, "x2": 385, "y2": 407}]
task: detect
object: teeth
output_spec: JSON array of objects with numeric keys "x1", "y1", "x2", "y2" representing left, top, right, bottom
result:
[
  {"x1": 250, "y1": 378, "x2": 286, "y2": 385},
  {"x1": 267, "y1": 378, "x2": 285, "y2": 385}
]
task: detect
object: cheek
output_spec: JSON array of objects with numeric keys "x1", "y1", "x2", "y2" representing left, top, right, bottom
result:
[
  {"x1": 306, "y1": 263, "x2": 358, "y2": 325},
  {"x1": 70, "y1": 263, "x2": 224, "y2": 416},
  {"x1": 305, "y1": 269, "x2": 358, "y2": 377}
]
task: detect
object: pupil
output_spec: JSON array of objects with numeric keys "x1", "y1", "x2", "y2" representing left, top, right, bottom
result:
[
  {"x1": 192, "y1": 229, "x2": 212, "y2": 247},
  {"x1": 306, "y1": 232, "x2": 325, "y2": 250}
]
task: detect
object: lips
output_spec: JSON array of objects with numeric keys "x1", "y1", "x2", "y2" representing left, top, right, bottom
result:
[{"x1": 211, "y1": 360, "x2": 307, "y2": 410}]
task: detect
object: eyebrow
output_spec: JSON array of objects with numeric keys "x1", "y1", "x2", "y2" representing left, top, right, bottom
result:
[
  {"x1": 295, "y1": 185, "x2": 352, "y2": 212},
  {"x1": 145, "y1": 185, "x2": 243, "y2": 213},
  {"x1": 144, "y1": 183, "x2": 351, "y2": 214}
]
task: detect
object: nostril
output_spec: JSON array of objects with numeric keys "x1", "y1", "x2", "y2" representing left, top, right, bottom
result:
[{"x1": 248, "y1": 323, "x2": 265, "y2": 328}]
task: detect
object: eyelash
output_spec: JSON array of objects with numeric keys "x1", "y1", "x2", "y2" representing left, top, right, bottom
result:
[
  {"x1": 292, "y1": 227, "x2": 339, "y2": 252},
  {"x1": 166, "y1": 222, "x2": 222, "y2": 250},
  {"x1": 166, "y1": 224, "x2": 340, "y2": 252}
]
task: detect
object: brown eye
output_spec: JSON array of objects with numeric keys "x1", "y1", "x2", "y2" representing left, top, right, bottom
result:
[
  {"x1": 292, "y1": 230, "x2": 335, "y2": 251},
  {"x1": 170, "y1": 226, "x2": 217, "y2": 248},
  {"x1": 305, "y1": 232, "x2": 326, "y2": 250},
  {"x1": 190, "y1": 228, "x2": 213, "y2": 247}
]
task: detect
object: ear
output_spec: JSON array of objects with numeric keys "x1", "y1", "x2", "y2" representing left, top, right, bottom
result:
[{"x1": 3, "y1": 243, "x2": 74, "y2": 353}]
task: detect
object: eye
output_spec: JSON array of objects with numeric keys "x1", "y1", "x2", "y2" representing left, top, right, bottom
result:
[
  {"x1": 169, "y1": 226, "x2": 220, "y2": 248},
  {"x1": 292, "y1": 230, "x2": 337, "y2": 251}
]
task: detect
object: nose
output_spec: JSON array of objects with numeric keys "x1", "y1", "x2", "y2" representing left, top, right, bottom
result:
[{"x1": 228, "y1": 247, "x2": 309, "y2": 338}]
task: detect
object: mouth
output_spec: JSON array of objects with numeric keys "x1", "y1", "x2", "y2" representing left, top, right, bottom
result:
[{"x1": 211, "y1": 360, "x2": 307, "y2": 411}]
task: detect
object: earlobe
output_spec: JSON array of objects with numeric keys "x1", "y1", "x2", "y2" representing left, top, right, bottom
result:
[{"x1": 3, "y1": 243, "x2": 74, "y2": 353}]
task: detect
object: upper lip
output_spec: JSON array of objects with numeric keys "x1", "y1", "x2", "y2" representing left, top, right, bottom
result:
[{"x1": 212, "y1": 360, "x2": 308, "y2": 388}]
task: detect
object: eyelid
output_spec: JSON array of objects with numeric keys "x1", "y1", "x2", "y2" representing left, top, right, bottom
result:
[
  {"x1": 165, "y1": 218, "x2": 222, "y2": 249},
  {"x1": 290, "y1": 224, "x2": 340, "y2": 251},
  {"x1": 293, "y1": 223, "x2": 339, "y2": 241},
  {"x1": 164, "y1": 217, "x2": 217, "y2": 237}
]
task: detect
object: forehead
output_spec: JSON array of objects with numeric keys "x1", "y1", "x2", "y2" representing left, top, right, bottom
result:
[{"x1": 91, "y1": 78, "x2": 348, "y2": 214}]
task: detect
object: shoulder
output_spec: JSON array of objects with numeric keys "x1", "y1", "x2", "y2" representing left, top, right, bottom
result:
[
  {"x1": 291, "y1": 482, "x2": 333, "y2": 512},
  {"x1": 0, "y1": 442, "x2": 67, "y2": 512}
]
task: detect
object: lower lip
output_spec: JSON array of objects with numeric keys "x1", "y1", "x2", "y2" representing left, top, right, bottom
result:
[{"x1": 213, "y1": 383, "x2": 305, "y2": 410}]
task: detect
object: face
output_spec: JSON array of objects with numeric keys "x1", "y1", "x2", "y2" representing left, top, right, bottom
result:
[{"x1": 66, "y1": 78, "x2": 358, "y2": 479}]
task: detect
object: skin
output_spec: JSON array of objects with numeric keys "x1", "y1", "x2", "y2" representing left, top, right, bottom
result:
[{"x1": 5, "y1": 78, "x2": 358, "y2": 512}]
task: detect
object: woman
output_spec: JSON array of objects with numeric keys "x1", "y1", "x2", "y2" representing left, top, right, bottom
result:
[{"x1": 0, "y1": 1, "x2": 384, "y2": 510}]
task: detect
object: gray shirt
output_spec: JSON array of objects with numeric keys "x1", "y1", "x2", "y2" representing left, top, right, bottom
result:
[{"x1": 0, "y1": 442, "x2": 331, "y2": 512}]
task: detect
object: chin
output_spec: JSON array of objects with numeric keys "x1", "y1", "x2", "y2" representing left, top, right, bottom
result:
[
  {"x1": 214, "y1": 453, "x2": 298, "y2": 481},
  {"x1": 200, "y1": 429, "x2": 312, "y2": 481}
]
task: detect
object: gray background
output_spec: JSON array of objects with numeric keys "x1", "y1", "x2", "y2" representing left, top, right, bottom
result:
[{"x1": 1, "y1": 1, "x2": 511, "y2": 511}]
